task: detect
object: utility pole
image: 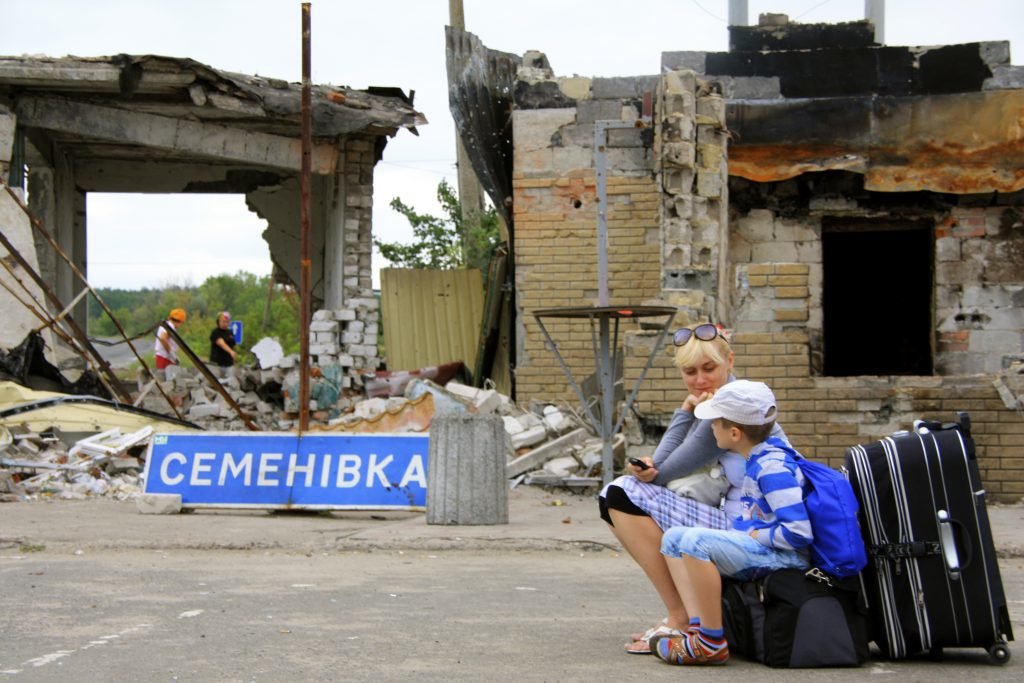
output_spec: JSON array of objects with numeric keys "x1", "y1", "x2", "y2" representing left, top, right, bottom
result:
[
  {"x1": 865, "y1": 0, "x2": 885, "y2": 44},
  {"x1": 728, "y1": 0, "x2": 748, "y2": 26},
  {"x1": 299, "y1": 3, "x2": 312, "y2": 432},
  {"x1": 449, "y1": 0, "x2": 485, "y2": 262}
]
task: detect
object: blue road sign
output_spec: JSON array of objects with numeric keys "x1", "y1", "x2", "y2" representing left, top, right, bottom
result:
[
  {"x1": 143, "y1": 432, "x2": 429, "y2": 510},
  {"x1": 229, "y1": 320, "x2": 243, "y2": 344}
]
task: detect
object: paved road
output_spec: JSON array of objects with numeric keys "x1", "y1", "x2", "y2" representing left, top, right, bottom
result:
[
  {"x1": 2, "y1": 546, "x2": 1023, "y2": 683},
  {"x1": 2, "y1": 491, "x2": 1023, "y2": 682}
]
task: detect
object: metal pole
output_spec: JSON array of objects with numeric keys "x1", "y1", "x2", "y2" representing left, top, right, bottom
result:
[
  {"x1": 728, "y1": 0, "x2": 749, "y2": 26},
  {"x1": 594, "y1": 122, "x2": 610, "y2": 307},
  {"x1": 598, "y1": 315, "x2": 615, "y2": 485},
  {"x1": 299, "y1": 3, "x2": 312, "y2": 432},
  {"x1": 864, "y1": 0, "x2": 885, "y2": 44}
]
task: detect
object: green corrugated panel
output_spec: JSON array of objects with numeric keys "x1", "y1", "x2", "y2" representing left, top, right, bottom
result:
[{"x1": 380, "y1": 268, "x2": 484, "y2": 373}]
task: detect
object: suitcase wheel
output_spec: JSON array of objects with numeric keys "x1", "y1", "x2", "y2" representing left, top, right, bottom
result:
[{"x1": 988, "y1": 642, "x2": 1011, "y2": 665}]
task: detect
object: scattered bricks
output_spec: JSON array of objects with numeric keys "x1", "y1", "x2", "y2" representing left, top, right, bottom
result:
[
  {"x1": 347, "y1": 297, "x2": 379, "y2": 311},
  {"x1": 348, "y1": 344, "x2": 375, "y2": 357},
  {"x1": 310, "y1": 320, "x2": 339, "y2": 333},
  {"x1": 136, "y1": 493, "x2": 182, "y2": 515},
  {"x1": 107, "y1": 457, "x2": 142, "y2": 473},
  {"x1": 187, "y1": 403, "x2": 223, "y2": 420}
]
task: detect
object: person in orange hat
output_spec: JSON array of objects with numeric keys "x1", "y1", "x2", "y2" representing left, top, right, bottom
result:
[{"x1": 155, "y1": 308, "x2": 186, "y2": 380}]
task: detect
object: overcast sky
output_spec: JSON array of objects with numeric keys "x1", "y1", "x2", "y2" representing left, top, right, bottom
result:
[{"x1": 3, "y1": 0, "x2": 1022, "y2": 289}]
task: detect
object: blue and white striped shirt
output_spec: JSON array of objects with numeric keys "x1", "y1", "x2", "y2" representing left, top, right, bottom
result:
[{"x1": 732, "y1": 440, "x2": 813, "y2": 551}]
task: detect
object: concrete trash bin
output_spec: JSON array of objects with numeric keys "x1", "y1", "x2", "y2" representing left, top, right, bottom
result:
[{"x1": 426, "y1": 412, "x2": 509, "y2": 525}]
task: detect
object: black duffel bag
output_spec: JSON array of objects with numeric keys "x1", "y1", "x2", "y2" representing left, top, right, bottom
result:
[{"x1": 722, "y1": 567, "x2": 870, "y2": 668}]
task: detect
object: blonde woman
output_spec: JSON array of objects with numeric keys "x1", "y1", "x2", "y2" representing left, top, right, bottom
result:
[{"x1": 597, "y1": 323, "x2": 789, "y2": 654}]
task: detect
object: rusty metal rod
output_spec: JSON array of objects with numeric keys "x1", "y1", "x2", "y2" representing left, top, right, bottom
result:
[
  {"x1": 0, "y1": 263, "x2": 93, "y2": 354},
  {"x1": 0, "y1": 217, "x2": 132, "y2": 403},
  {"x1": 298, "y1": 2, "x2": 312, "y2": 432},
  {"x1": 2, "y1": 181, "x2": 181, "y2": 413}
]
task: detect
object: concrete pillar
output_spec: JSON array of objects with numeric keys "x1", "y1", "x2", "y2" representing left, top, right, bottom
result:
[
  {"x1": 426, "y1": 412, "x2": 509, "y2": 525},
  {"x1": 865, "y1": 0, "x2": 885, "y2": 44},
  {"x1": 728, "y1": 0, "x2": 748, "y2": 26},
  {"x1": 323, "y1": 169, "x2": 346, "y2": 310}
]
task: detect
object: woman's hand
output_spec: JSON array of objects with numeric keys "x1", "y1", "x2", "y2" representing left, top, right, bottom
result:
[
  {"x1": 627, "y1": 457, "x2": 657, "y2": 483},
  {"x1": 682, "y1": 391, "x2": 713, "y2": 413}
]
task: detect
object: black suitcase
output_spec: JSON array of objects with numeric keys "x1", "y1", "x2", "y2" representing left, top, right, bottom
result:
[{"x1": 844, "y1": 412, "x2": 1013, "y2": 664}]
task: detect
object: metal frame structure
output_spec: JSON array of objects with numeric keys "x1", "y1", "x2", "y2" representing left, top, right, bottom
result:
[{"x1": 533, "y1": 117, "x2": 675, "y2": 485}]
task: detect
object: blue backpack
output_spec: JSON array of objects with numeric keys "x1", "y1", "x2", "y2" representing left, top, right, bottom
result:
[{"x1": 766, "y1": 437, "x2": 868, "y2": 579}]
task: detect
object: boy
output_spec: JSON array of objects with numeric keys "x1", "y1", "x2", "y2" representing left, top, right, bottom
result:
[{"x1": 650, "y1": 380, "x2": 812, "y2": 666}]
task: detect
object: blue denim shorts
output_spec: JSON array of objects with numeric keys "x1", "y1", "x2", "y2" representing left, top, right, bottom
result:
[{"x1": 661, "y1": 526, "x2": 809, "y2": 581}]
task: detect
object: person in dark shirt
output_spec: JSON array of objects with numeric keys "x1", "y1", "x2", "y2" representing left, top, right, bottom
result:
[{"x1": 209, "y1": 311, "x2": 238, "y2": 378}]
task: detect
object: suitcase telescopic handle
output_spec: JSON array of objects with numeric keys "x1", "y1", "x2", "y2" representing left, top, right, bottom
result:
[{"x1": 937, "y1": 509, "x2": 974, "y2": 579}]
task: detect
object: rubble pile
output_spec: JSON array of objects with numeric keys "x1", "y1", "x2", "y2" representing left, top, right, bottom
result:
[
  {"x1": 0, "y1": 426, "x2": 151, "y2": 502},
  {"x1": 1, "y1": 350, "x2": 638, "y2": 502}
]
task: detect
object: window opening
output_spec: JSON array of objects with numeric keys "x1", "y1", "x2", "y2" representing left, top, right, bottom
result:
[{"x1": 822, "y1": 220, "x2": 933, "y2": 376}]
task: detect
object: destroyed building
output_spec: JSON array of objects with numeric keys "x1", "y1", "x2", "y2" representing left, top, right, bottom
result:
[
  {"x1": 448, "y1": 16, "x2": 1024, "y2": 501},
  {"x1": 0, "y1": 53, "x2": 425, "y2": 385},
  {"x1": 3, "y1": 15, "x2": 1024, "y2": 504}
]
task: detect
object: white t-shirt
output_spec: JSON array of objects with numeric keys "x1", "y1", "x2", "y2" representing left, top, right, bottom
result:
[{"x1": 154, "y1": 321, "x2": 180, "y2": 362}]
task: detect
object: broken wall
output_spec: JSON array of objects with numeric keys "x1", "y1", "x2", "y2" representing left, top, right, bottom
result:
[
  {"x1": 509, "y1": 33, "x2": 1024, "y2": 501},
  {"x1": 1, "y1": 109, "x2": 57, "y2": 357},
  {"x1": 511, "y1": 65, "x2": 664, "y2": 402}
]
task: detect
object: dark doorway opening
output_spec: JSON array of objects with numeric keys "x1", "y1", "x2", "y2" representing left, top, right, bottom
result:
[{"x1": 822, "y1": 220, "x2": 933, "y2": 376}]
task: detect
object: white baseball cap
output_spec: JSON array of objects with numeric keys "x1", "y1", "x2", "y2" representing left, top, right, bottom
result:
[{"x1": 694, "y1": 380, "x2": 778, "y2": 425}]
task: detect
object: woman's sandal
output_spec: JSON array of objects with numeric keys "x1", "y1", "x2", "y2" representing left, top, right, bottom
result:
[
  {"x1": 624, "y1": 623, "x2": 684, "y2": 655},
  {"x1": 629, "y1": 618, "x2": 668, "y2": 643}
]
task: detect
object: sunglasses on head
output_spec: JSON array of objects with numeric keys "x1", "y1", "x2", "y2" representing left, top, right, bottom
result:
[{"x1": 673, "y1": 323, "x2": 722, "y2": 346}]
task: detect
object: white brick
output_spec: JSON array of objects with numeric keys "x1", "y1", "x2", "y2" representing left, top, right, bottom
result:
[
  {"x1": 310, "y1": 320, "x2": 339, "y2": 332},
  {"x1": 136, "y1": 493, "x2": 182, "y2": 515}
]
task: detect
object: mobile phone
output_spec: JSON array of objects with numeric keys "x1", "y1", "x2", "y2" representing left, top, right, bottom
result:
[{"x1": 628, "y1": 457, "x2": 650, "y2": 470}]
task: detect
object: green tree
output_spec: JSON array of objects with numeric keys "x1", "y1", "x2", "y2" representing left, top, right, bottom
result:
[{"x1": 375, "y1": 179, "x2": 500, "y2": 272}]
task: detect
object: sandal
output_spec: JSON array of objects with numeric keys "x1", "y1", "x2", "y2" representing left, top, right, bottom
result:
[
  {"x1": 629, "y1": 618, "x2": 668, "y2": 643},
  {"x1": 624, "y1": 624, "x2": 684, "y2": 655}
]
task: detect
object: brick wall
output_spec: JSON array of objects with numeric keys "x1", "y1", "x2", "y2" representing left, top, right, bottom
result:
[
  {"x1": 515, "y1": 171, "x2": 662, "y2": 402},
  {"x1": 343, "y1": 134, "x2": 377, "y2": 299},
  {"x1": 513, "y1": 84, "x2": 662, "y2": 404},
  {"x1": 510, "y1": 66, "x2": 1024, "y2": 503}
]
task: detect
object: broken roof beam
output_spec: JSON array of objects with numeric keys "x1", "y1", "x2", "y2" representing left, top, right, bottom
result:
[
  {"x1": 727, "y1": 89, "x2": 1024, "y2": 194},
  {"x1": 0, "y1": 59, "x2": 196, "y2": 94},
  {"x1": 15, "y1": 96, "x2": 338, "y2": 173}
]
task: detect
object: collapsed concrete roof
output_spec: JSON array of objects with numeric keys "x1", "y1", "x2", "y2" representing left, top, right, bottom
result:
[
  {"x1": 0, "y1": 53, "x2": 427, "y2": 333},
  {"x1": 663, "y1": 20, "x2": 1024, "y2": 194},
  {"x1": 0, "y1": 53, "x2": 425, "y2": 191}
]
